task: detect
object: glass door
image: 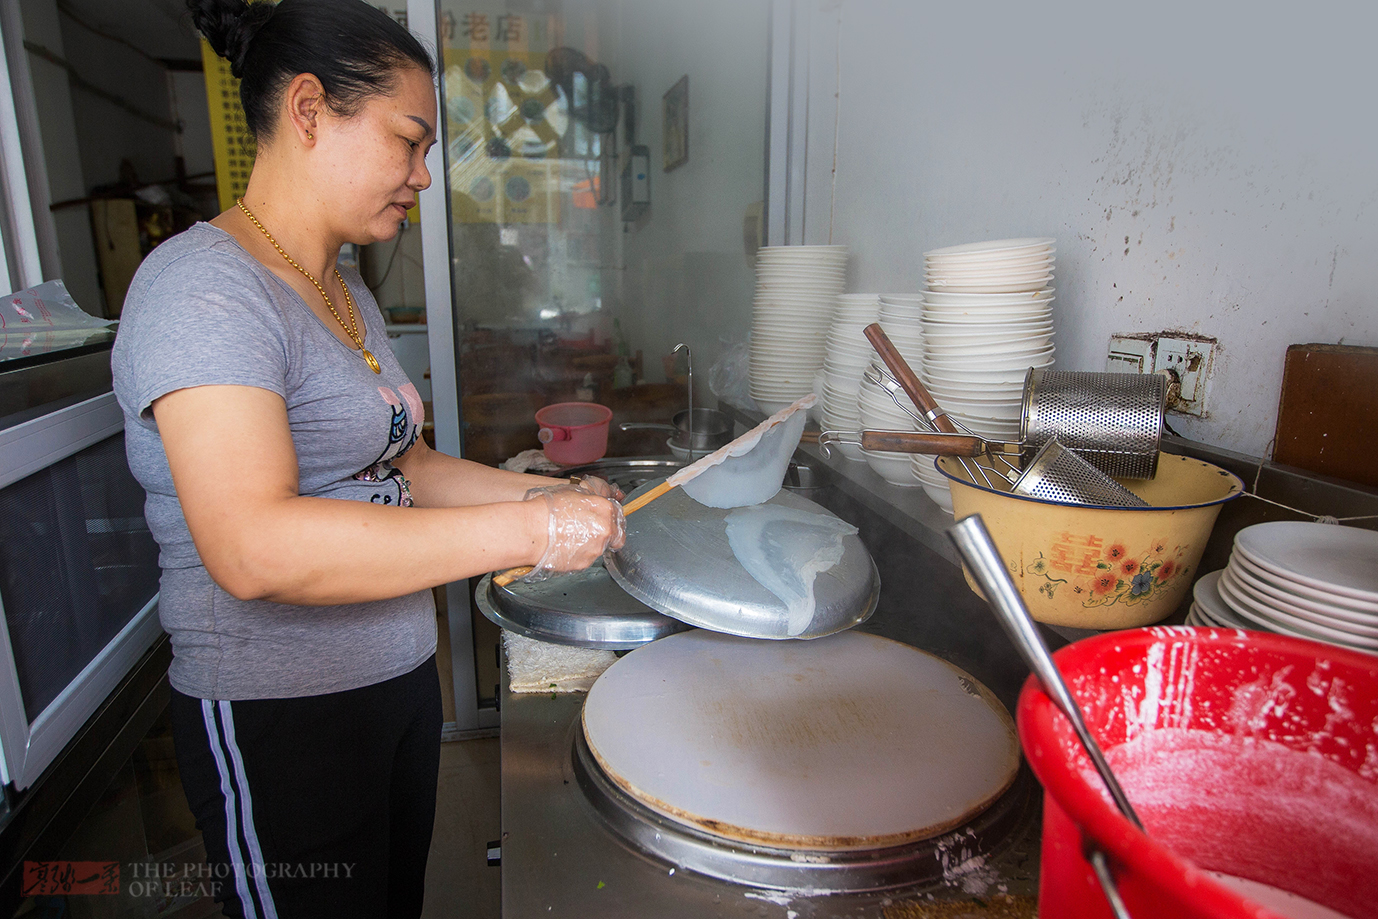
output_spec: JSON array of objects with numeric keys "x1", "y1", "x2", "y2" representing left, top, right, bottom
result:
[{"x1": 416, "y1": 0, "x2": 771, "y2": 726}]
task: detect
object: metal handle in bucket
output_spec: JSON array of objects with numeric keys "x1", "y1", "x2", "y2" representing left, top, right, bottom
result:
[{"x1": 947, "y1": 513, "x2": 1142, "y2": 918}]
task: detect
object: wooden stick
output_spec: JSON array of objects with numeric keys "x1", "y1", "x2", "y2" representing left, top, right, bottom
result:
[
  {"x1": 619, "y1": 478, "x2": 674, "y2": 514},
  {"x1": 493, "y1": 566, "x2": 533, "y2": 587},
  {"x1": 859, "y1": 430, "x2": 985, "y2": 455},
  {"x1": 491, "y1": 480, "x2": 676, "y2": 587}
]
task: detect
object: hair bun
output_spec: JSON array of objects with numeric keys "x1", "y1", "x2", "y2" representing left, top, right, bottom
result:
[{"x1": 186, "y1": 0, "x2": 276, "y2": 77}]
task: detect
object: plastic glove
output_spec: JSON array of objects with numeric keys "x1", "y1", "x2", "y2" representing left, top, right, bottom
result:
[
  {"x1": 569, "y1": 474, "x2": 624, "y2": 502},
  {"x1": 520, "y1": 485, "x2": 626, "y2": 582}
]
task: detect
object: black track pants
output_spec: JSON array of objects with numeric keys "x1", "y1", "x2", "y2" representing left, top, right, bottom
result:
[{"x1": 169, "y1": 656, "x2": 443, "y2": 919}]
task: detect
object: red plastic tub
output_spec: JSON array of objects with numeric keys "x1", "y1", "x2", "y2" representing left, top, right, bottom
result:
[
  {"x1": 1019, "y1": 626, "x2": 1378, "y2": 919},
  {"x1": 535, "y1": 402, "x2": 612, "y2": 466}
]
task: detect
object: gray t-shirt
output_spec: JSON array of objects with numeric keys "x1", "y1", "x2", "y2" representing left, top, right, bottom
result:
[{"x1": 112, "y1": 223, "x2": 436, "y2": 700}]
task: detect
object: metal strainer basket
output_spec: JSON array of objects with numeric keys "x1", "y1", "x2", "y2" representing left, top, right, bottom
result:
[
  {"x1": 1011, "y1": 439, "x2": 1149, "y2": 508},
  {"x1": 1021, "y1": 369, "x2": 1167, "y2": 479}
]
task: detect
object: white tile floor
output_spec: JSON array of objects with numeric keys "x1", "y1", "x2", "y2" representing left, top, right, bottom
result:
[{"x1": 422, "y1": 738, "x2": 503, "y2": 919}]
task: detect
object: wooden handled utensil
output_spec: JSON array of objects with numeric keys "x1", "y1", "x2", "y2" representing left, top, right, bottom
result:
[
  {"x1": 863, "y1": 323, "x2": 960, "y2": 435},
  {"x1": 820, "y1": 429, "x2": 989, "y2": 456}
]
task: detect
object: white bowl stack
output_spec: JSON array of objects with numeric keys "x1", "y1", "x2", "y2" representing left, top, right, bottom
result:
[
  {"x1": 820, "y1": 294, "x2": 882, "y2": 462},
  {"x1": 1188, "y1": 522, "x2": 1378, "y2": 656},
  {"x1": 914, "y1": 238, "x2": 1057, "y2": 512},
  {"x1": 749, "y1": 245, "x2": 849, "y2": 413}
]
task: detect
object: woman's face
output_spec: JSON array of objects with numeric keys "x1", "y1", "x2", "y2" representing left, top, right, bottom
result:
[{"x1": 314, "y1": 66, "x2": 438, "y2": 245}]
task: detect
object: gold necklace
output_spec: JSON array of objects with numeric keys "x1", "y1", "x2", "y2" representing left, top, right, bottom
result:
[{"x1": 236, "y1": 198, "x2": 381, "y2": 373}]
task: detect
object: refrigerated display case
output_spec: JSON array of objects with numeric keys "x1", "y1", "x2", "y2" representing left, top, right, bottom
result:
[{"x1": 0, "y1": 332, "x2": 162, "y2": 792}]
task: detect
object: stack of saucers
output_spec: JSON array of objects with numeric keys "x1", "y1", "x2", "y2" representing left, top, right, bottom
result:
[
  {"x1": 913, "y1": 239, "x2": 1057, "y2": 511},
  {"x1": 1189, "y1": 522, "x2": 1378, "y2": 656},
  {"x1": 820, "y1": 294, "x2": 882, "y2": 462},
  {"x1": 748, "y1": 245, "x2": 848, "y2": 413}
]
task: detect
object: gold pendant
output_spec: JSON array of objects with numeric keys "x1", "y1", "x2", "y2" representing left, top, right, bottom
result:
[{"x1": 362, "y1": 348, "x2": 381, "y2": 373}]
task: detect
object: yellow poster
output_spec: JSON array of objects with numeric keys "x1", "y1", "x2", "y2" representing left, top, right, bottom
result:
[
  {"x1": 442, "y1": 9, "x2": 562, "y2": 225},
  {"x1": 200, "y1": 38, "x2": 255, "y2": 213}
]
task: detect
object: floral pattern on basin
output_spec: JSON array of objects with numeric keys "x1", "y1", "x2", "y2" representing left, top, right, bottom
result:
[{"x1": 1024, "y1": 535, "x2": 1192, "y2": 610}]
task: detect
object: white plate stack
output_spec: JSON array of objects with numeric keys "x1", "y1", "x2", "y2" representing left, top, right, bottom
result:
[
  {"x1": 749, "y1": 245, "x2": 848, "y2": 413},
  {"x1": 1187, "y1": 522, "x2": 1378, "y2": 656},
  {"x1": 820, "y1": 294, "x2": 882, "y2": 462},
  {"x1": 915, "y1": 238, "x2": 1057, "y2": 511}
]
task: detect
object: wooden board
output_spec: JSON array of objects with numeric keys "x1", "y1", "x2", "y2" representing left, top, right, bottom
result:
[
  {"x1": 582, "y1": 630, "x2": 1019, "y2": 851},
  {"x1": 90, "y1": 198, "x2": 141, "y2": 318},
  {"x1": 1273, "y1": 344, "x2": 1378, "y2": 488}
]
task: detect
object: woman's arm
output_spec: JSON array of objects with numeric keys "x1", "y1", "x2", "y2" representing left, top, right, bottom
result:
[
  {"x1": 392, "y1": 437, "x2": 565, "y2": 507},
  {"x1": 152, "y1": 384, "x2": 620, "y2": 606}
]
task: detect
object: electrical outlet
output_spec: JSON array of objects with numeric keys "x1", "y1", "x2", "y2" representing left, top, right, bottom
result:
[
  {"x1": 1152, "y1": 336, "x2": 1216, "y2": 417},
  {"x1": 1107, "y1": 333, "x2": 1217, "y2": 417}
]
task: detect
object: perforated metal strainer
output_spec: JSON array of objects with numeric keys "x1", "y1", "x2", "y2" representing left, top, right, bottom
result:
[
  {"x1": 1021, "y1": 369, "x2": 1167, "y2": 479},
  {"x1": 1010, "y1": 439, "x2": 1149, "y2": 508}
]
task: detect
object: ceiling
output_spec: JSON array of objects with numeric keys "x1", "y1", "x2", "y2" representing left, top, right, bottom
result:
[{"x1": 58, "y1": 0, "x2": 203, "y2": 62}]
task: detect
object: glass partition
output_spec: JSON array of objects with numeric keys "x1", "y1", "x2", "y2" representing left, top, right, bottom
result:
[{"x1": 436, "y1": 0, "x2": 770, "y2": 466}]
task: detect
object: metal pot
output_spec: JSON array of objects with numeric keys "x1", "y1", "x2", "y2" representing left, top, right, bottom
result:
[{"x1": 620, "y1": 408, "x2": 733, "y2": 452}]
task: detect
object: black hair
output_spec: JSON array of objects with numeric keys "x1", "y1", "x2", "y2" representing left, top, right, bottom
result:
[{"x1": 187, "y1": 0, "x2": 435, "y2": 141}]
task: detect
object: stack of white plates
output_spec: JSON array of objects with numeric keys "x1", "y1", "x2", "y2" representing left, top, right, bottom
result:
[
  {"x1": 1188, "y1": 523, "x2": 1378, "y2": 655},
  {"x1": 749, "y1": 245, "x2": 848, "y2": 413},
  {"x1": 924, "y1": 238, "x2": 1056, "y2": 293},
  {"x1": 820, "y1": 294, "x2": 882, "y2": 462},
  {"x1": 912, "y1": 239, "x2": 1057, "y2": 511},
  {"x1": 857, "y1": 359, "x2": 922, "y2": 487}
]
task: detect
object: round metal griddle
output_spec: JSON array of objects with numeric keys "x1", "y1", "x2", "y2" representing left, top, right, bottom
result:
[
  {"x1": 576, "y1": 629, "x2": 1029, "y2": 891},
  {"x1": 572, "y1": 731, "x2": 1037, "y2": 894},
  {"x1": 605, "y1": 484, "x2": 879, "y2": 640},
  {"x1": 475, "y1": 562, "x2": 691, "y2": 650}
]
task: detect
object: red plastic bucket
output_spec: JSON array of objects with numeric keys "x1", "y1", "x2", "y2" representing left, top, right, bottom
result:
[
  {"x1": 1019, "y1": 626, "x2": 1378, "y2": 919},
  {"x1": 535, "y1": 402, "x2": 612, "y2": 466}
]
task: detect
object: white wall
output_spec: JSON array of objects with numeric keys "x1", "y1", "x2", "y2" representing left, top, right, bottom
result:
[
  {"x1": 797, "y1": 0, "x2": 1378, "y2": 458},
  {"x1": 604, "y1": 0, "x2": 769, "y2": 386}
]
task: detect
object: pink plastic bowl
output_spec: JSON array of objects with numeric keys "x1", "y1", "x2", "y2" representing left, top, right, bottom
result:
[
  {"x1": 535, "y1": 402, "x2": 612, "y2": 466},
  {"x1": 1019, "y1": 626, "x2": 1378, "y2": 919}
]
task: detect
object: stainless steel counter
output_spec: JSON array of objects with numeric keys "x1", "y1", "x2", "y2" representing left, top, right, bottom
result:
[{"x1": 498, "y1": 678, "x2": 1041, "y2": 918}]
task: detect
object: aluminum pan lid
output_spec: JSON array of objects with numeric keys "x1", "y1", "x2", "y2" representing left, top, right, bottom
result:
[
  {"x1": 605, "y1": 485, "x2": 878, "y2": 640},
  {"x1": 475, "y1": 561, "x2": 691, "y2": 650}
]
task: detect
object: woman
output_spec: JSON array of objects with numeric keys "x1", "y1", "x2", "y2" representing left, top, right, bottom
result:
[{"x1": 111, "y1": 1, "x2": 624, "y2": 916}]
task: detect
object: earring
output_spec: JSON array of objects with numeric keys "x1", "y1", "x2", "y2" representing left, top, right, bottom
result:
[{"x1": 306, "y1": 131, "x2": 314, "y2": 140}]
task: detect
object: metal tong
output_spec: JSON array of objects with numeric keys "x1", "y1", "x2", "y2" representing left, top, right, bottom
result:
[
  {"x1": 818, "y1": 323, "x2": 1021, "y2": 490},
  {"x1": 859, "y1": 324, "x2": 1025, "y2": 489}
]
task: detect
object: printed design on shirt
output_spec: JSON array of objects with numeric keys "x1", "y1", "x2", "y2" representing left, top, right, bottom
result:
[{"x1": 352, "y1": 384, "x2": 425, "y2": 507}]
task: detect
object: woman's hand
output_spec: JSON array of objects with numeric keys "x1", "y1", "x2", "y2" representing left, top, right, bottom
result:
[
  {"x1": 570, "y1": 475, "x2": 624, "y2": 502},
  {"x1": 521, "y1": 484, "x2": 626, "y2": 581}
]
